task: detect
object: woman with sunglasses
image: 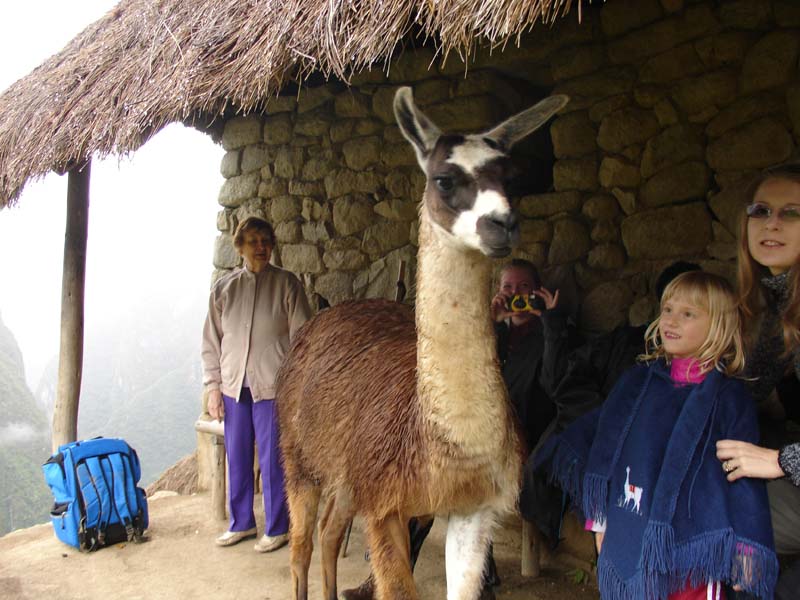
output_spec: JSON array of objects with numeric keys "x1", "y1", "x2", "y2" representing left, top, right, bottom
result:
[{"x1": 716, "y1": 163, "x2": 800, "y2": 600}]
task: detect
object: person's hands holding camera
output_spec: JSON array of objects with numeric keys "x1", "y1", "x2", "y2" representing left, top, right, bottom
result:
[{"x1": 490, "y1": 286, "x2": 560, "y2": 322}]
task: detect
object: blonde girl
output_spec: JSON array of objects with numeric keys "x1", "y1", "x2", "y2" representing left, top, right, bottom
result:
[{"x1": 538, "y1": 271, "x2": 777, "y2": 599}]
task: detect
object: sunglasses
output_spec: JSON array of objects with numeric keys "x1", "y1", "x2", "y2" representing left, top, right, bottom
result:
[{"x1": 746, "y1": 202, "x2": 800, "y2": 221}]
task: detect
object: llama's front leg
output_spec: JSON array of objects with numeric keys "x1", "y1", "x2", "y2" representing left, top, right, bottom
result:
[
  {"x1": 445, "y1": 508, "x2": 495, "y2": 600},
  {"x1": 366, "y1": 513, "x2": 417, "y2": 600},
  {"x1": 286, "y1": 481, "x2": 321, "y2": 600},
  {"x1": 318, "y1": 491, "x2": 354, "y2": 600}
]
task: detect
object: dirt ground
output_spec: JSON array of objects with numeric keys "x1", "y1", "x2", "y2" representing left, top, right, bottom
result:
[{"x1": 0, "y1": 491, "x2": 599, "y2": 600}]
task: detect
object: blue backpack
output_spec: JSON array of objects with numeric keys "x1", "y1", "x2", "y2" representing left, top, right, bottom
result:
[{"x1": 42, "y1": 437, "x2": 148, "y2": 551}]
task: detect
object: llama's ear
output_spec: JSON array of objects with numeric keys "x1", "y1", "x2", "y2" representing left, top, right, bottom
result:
[
  {"x1": 483, "y1": 94, "x2": 569, "y2": 151},
  {"x1": 394, "y1": 87, "x2": 441, "y2": 168}
]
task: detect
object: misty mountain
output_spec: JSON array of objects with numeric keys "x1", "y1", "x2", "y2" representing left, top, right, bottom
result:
[
  {"x1": 0, "y1": 313, "x2": 51, "y2": 536},
  {"x1": 36, "y1": 297, "x2": 207, "y2": 486}
]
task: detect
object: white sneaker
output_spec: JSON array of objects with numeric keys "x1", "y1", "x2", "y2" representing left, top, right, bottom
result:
[
  {"x1": 254, "y1": 533, "x2": 289, "y2": 553},
  {"x1": 215, "y1": 527, "x2": 257, "y2": 547}
]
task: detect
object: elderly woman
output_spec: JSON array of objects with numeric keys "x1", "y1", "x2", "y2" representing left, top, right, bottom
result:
[
  {"x1": 202, "y1": 216, "x2": 311, "y2": 552},
  {"x1": 716, "y1": 163, "x2": 800, "y2": 600}
]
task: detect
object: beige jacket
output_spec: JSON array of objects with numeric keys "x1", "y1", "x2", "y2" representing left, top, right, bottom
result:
[{"x1": 201, "y1": 264, "x2": 311, "y2": 402}]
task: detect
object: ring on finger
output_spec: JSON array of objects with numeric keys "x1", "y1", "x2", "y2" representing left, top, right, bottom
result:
[{"x1": 723, "y1": 460, "x2": 735, "y2": 473}]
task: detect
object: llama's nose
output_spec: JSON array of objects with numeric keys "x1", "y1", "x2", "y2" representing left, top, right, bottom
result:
[{"x1": 491, "y1": 212, "x2": 520, "y2": 245}]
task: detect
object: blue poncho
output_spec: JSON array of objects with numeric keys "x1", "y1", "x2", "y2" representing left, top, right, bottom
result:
[{"x1": 536, "y1": 361, "x2": 778, "y2": 599}]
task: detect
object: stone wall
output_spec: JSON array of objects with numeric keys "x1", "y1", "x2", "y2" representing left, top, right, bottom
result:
[{"x1": 211, "y1": 0, "x2": 800, "y2": 332}]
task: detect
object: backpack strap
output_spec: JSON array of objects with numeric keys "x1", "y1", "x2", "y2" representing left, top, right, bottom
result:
[{"x1": 106, "y1": 453, "x2": 136, "y2": 540}]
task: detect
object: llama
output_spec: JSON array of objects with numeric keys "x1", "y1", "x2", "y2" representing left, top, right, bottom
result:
[
  {"x1": 622, "y1": 466, "x2": 643, "y2": 514},
  {"x1": 276, "y1": 87, "x2": 568, "y2": 600}
]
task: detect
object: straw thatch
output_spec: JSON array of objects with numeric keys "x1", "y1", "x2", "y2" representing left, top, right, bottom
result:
[{"x1": 0, "y1": 0, "x2": 578, "y2": 207}]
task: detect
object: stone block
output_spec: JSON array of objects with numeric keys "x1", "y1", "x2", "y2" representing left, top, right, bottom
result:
[
  {"x1": 220, "y1": 150, "x2": 240, "y2": 178},
  {"x1": 591, "y1": 220, "x2": 620, "y2": 243},
  {"x1": 274, "y1": 221, "x2": 301, "y2": 244},
  {"x1": 612, "y1": 187, "x2": 637, "y2": 215},
  {"x1": 355, "y1": 119, "x2": 383, "y2": 136},
  {"x1": 213, "y1": 234, "x2": 240, "y2": 269},
  {"x1": 709, "y1": 182, "x2": 750, "y2": 236},
  {"x1": 600, "y1": 0, "x2": 662, "y2": 38},
  {"x1": 551, "y1": 112, "x2": 597, "y2": 158},
  {"x1": 302, "y1": 198, "x2": 330, "y2": 222},
  {"x1": 425, "y1": 96, "x2": 504, "y2": 133},
  {"x1": 705, "y1": 92, "x2": 786, "y2": 138},
  {"x1": 607, "y1": 5, "x2": 720, "y2": 65},
  {"x1": 384, "y1": 125, "x2": 405, "y2": 143},
  {"x1": 580, "y1": 281, "x2": 633, "y2": 333},
  {"x1": 629, "y1": 296, "x2": 657, "y2": 327},
  {"x1": 335, "y1": 91, "x2": 371, "y2": 118},
  {"x1": 740, "y1": 32, "x2": 800, "y2": 95},
  {"x1": 597, "y1": 107, "x2": 660, "y2": 152},
  {"x1": 270, "y1": 196, "x2": 302, "y2": 222},
  {"x1": 599, "y1": 157, "x2": 640, "y2": 189},
  {"x1": 640, "y1": 43, "x2": 704, "y2": 84},
  {"x1": 361, "y1": 221, "x2": 411, "y2": 257},
  {"x1": 258, "y1": 178, "x2": 288, "y2": 198},
  {"x1": 265, "y1": 95, "x2": 297, "y2": 114},
  {"x1": 554, "y1": 68, "x2": 636, "y2": 107},
  {"x1": 622, "y1": 202, "x2": 711, "y2": 259},
  {"x1": 640, "y1": 161, "x2": 710, "y2": 207},
  {"x1": 354, "y1": 245, "x2": 418, "y2": 301},
  {"x1": 218, "y1": 172, "x2": 260, "y2": 208},
  {"x1": 548, "y1": 218, "x2": 591, "y2": 265},
  {"x1": 588, "y1": 244, "x2": 627, "y2": 270},
  {"x1": 551, "y1": 44, "x2": 609, "y2": 82},
  {"x1": 314, "y1": 271, "x2": 356, "y2": 305},
  {"x1": 297, "y1": 86, "x2": 334, "y2": 113},
  {"x1": 456, "y1": 71, "x2": 522, "y2": 110},
  {"x1": 325, "y1": 170, "x2": 383, "y2": 199},
  {"x1": 372, "y1": 86, "x2": 399, "y2": 124},
  {"x1": 241, "y1": 144, "x2": 272, "y2": 173},
  {"x1": 300, "y1": 156, "x2": 333, "y2": 182},
  {"x1": 414, "y1": 79, "x2": 452, "y2": 105},
  {"x1": 775, "y1": 1, "x2": 800, "y2": 26},
  {"x1": 718, "y1": 0, "x2": 772, "y2": 30},
  {"x1": 216, "y1": 209, "x2": 232, "y2": 232},
  {"x1": 671, "y1": 69, "x2": 738, "y2": 115},
  {"x1": 280, "y1": 244, "x2": 323, "y2": 274},
  {"x1": 694, "y1": 32, "x2": 756, "y2": 69},
  {"x1": 588, "y1": 95, "x2": 630, "y2": 123},
  {"x1": 294, "y1": 112, "x2": 330, "y2": 137},
  {"x1": 263, "y1": 114, "x2": 293, "y2": 145},
  {"x1": 343, "y1": 136, "x2": 382, "y2": 170},
  {"x1": 332, "y1": 195, "x2": 376, "y2": 235},
  {"x1": 519, "y1": 191, "x2": 582, "y2": 218},
  {"x1": 520, "y1": 219, "x2": 553, "y2": 244},
  {"x1": 385, "y1": 171, "x2": 412, "y2": 199},
  {"x1": 707, "y1": 241, "x2": 737, "y2": 261},
  {"x1": 301, "y1": 221, "x2": 333, "y2": 243},
  {"x1": 234, "y1": 199, "x2": 267, "y2": 224},
  {"x1": 330, "y1": 120, "x2": 356, "y2": 143},
  {"x1": 222, "y1": 116, "x2": 263, "y2": 150},
  {"x1": 641, "y1": 124, "x2": 705, "y2": 178},
  {"x1": 654, "y1": 99, "x2": 680, "y2": 127},
  {"x1": 707, "y1": 117, "x2": 793, "y2": 171},
  {"x1": 292, "y1": 182, "x2": 326, "y2": 198},
  {"x1": 583, "y1": 194, "x2": 620, "y2": 220},
  {"x1": 634, "y1": 85, "x2": 667, "y2": 109},
  {"x1": 323, "y1": 248, "x2": 368, "y2": 271},
  {"x1": 381, "y1": 143, "x2": 417, "y2": 168},
  {"x1": 274, "y1": 147, "x2": 305, "y2": 179},
  {"x1": 374, "y1": 199, "x2": 418, "y2": 221},
  {"x1": 553, "y1": 158, "x2": 598, "y2": 192}
]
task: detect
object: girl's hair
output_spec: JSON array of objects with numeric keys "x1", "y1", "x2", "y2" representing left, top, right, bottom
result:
[
  {"x1": 233, "y1": 217, "x2": 275, "y2": 249},
  {"x1": 737, "y1": 162, "x2": 800, "y2": 353},
  {"x1": 641, "y1": 271, "x2": 745, "y2": 376}
]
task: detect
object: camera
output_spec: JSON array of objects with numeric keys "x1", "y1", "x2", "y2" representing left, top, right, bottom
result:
[{"x1": 509, "y1": 294, "x2": 545, "y2": 313}]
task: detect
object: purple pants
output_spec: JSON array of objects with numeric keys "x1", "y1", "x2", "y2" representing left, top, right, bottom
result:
[{"x1": 223, "y1": 389, "x2": 289, "y2": 536}]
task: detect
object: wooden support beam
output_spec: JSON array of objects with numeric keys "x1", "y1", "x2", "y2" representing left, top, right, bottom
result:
[{"x1": 51, "y1": 160, "x2": 91, "y2": 452}]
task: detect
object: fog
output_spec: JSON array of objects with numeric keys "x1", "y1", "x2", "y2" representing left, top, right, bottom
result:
[{"x1": 0, "y1": 1, "x2": 224, "y2": 387}]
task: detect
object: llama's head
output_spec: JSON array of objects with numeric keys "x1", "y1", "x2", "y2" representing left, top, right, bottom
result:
[{"x1": 394, "y1": 87, "x2": 568, "y2": 258}]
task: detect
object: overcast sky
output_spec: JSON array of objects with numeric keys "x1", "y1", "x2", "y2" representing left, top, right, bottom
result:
[{"x1": 0, "y1": 1, "x2": 224, "y2": 386}]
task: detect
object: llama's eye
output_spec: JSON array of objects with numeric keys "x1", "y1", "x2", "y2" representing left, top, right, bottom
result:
[{"x1": 434, "y1": 176, "x2": 454, "y2": 193}]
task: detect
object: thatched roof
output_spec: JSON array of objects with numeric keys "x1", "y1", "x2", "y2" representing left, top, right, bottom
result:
[{"x1": 0, "y1": 0, "x2": 578, "y2": 207}]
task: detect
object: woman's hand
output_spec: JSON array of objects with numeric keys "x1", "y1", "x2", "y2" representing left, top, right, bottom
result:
[
  {"x1": 594, "y1": 531, "x2": 604, "y2": 554},
  {"x1": 716, "y1": 439, "x2": 784, "y2": 481},
  {"x1": 490, "y1": 293, "x2": 514, "y2": 322},
  {"x1": 207, "y1": 389, "x2": 224, "y2": 421},
  {"x1": 532, "y1": 286, "x2": 560, "y2": 313}
]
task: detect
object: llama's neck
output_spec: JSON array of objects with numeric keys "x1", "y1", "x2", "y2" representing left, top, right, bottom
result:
[{"x1": 415, "y1": 208, "x2": 510, "y2": 454}]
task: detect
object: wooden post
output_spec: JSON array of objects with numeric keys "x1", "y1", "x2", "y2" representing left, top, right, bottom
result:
[
  {"x1": 51, "y1": 160, "x2": 91, "y2": 452},
  {"x1": 521, "y1": 518, "x2": 541, "y2": 577}
]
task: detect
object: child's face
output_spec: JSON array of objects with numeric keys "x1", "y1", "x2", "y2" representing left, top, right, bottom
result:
[{"x1": 658, "y1": 295, "x2": 711, "y2": 360}]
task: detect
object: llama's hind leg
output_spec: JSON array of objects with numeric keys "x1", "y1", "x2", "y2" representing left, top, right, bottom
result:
[
  {"x1": 366, "y1": 513, "x2": 417, "y2": 600},
  {"x1": 318, "y1": 491, "x2": 355, "y2": 600},
  {"x1": 445, "y1": 508, "x2": 495, "y2": 600},
  {"x1": 287, "y1": 480, "x2": 321, "y2": 600}
]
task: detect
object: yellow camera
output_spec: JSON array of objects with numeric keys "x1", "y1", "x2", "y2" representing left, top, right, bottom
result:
[{"x1": 510, "y1": 294, "x2": 535, "y2": 312}]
